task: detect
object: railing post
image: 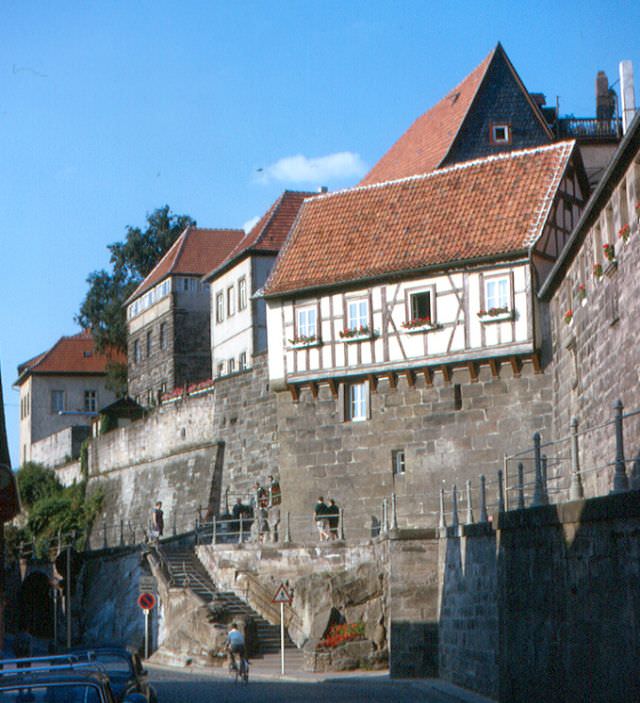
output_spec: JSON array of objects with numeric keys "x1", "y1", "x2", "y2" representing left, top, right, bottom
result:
[
  {"x1": 479, "y1": 475, "x2": 488, "y2": 524},
  {"x1": 439, "y1": 487, "x2": 447, "y2": 531},
  {"x1": 451, "y1": 485, "x2": 459, "y2": 529},
  {"x1": 542, "y1": 455, "x2": 549, "y2": 503},
  {"x1": 239, "y1": 514, "x2": 244, "y2": 544},
  {"x1": 611, "y1": 399, "x2": 629, "y2": 493},
  {"x1": 517, "y1": 462, "x2": 525, "y2": 509},
  {"x1": 338, "y1": 507, "x2": 345, "y2": 540},
  {"x1": 119, "y1": 519, "x2": 124, "y2": 546},
  {"x1": 212, "y1": 518, "x2": 217, "y2": 545},
  {"x1": 465, "y1": 480, "x2": 474, "y2": 525},
  {"x1": 497, "y1": 470, "x2": 505, "y2": 513},
  {"x1": 532, "y1": 432, "x2": 547, "y2": 506},
  {"x1": 102, "y1": 521, "x2": 107, "y2": 549},
  {"x1": 391, "y1": 493, "x2": 398, "y2": 530},
  {"x1": 382, "y1": 498, "x2": 388, "y2": 534},
  {"x1": 569, "y1": 416, "x2": 584, "y2": 500},
  {"x1": 195, "y1": 515, "x2": 200, "y2": 546},
  {"x1": 172, "y1": 512, "x2": 177, "y2": 537},
  {"x1": 503, "y1": 455, "x2": 509, "y2": 511},
  {"x1": 285, "y1": 511, "x2": 292, "y2": 543}
]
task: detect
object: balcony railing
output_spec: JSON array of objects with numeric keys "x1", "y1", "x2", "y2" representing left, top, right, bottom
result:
[{"x1": 556, "y1": 117, "x2": 622, "y2": 140}]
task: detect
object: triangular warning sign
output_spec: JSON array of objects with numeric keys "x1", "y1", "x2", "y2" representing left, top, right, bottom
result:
[{"x1": 272, "y1": 583, "x2": 292, "y2": 604}]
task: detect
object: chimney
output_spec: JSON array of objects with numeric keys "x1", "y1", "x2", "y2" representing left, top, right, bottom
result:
[
  {"x1": 318, "y1": 186, "x2": 328, "y2": 193},
  {"x1": 619, "y1": 60, "x2": 636, "y2": 134},
  {"x1": 596, "y1": 71, "x2": 615, "y2": 121}
]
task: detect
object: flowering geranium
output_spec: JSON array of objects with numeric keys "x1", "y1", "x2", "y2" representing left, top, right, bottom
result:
[
  {"x1": 477, "y1": 306, "x2": 509, "y2": 317},
  {"x1": 340, "y1": 325, "x2": 371, "y2": 339},
  {"x1": 577, "y1": 283, "x2": 586, "y2": 300},
  {"x1": 593, "y1": 263, "x2": 603, "y2": 278},
  {"x1": 317, "y1": 623, "x2": 365, "y2": 649},
  {"x1": 564, "y1": 309, "x2": 573, "y2": 324},
  {"x1": 187, "y1": 379, "x2": 214, "y2": 393},
  {"x1": 288, "y1": 334, "x2": 319, "y2": 345},
  {"x1": 402, "y1": 316, "x2": 433, "y2": 329},
  {"x1": 603, "y1": 243, "x2": 615, "y2": 262},
  {"x1": 618, "y1": 224, "x2": 630, "y2": 242}
]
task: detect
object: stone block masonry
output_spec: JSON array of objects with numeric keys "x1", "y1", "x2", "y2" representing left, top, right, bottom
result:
[{"x1": 276, "y1": 361, "x2": 553, "y2": 541}]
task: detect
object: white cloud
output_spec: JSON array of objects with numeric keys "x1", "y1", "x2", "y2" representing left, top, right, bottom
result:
[
  {"x1": 258, "y1": 151, "x2": 367, "y2": 185},
  {"x1": 243, "y1": 216, "x2": 260, "y2": 233}
]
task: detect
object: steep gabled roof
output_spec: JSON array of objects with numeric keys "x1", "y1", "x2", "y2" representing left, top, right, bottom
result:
[
  {"x1": 359, "y1": 44, "x2": 553, "y2": 186},
  {"x1": 264, "y1": 142, "x2": 575, "y2": 297},
  {"x1": 203, "y1": 191, "x2": 319, "y2": 282},
  {"x1": 15, "y1": 330, "x2": 126, "y2": 385},
  {"x1": 128, "y1": 226, "x2": 244, "y2": 303}
]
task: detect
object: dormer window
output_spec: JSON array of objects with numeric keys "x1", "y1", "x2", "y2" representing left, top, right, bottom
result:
[{"x1": 490, "y1": 123, "x2": 511, "y2": 145}]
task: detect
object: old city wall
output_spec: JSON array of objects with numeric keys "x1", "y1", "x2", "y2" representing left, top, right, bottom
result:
[
  {"x1": 85, "y1": 354, "x2": 277, "y2": 542},
  {"x1": 276, "y1": 361, "x2": 553, "y2": 541},
  {"x1": 437, "y1": 490, "x2": 640, "y2": 703}
]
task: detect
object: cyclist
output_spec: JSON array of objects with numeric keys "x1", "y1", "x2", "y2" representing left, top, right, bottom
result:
[{"x1": 226, "y1": 623, "x2": 247, "y2": 675}]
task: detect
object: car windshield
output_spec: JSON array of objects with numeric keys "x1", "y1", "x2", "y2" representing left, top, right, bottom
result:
[
  {"x1": 0, "y1": 682, "x2": 103, "y2": 703},
  {"x1": 89, "y1": 654, "x2": 132, "y2": 675}
]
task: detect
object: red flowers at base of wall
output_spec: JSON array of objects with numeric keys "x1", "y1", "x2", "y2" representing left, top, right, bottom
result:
[
  {"x1": 317, "y1": 623, "x2": 366, "y2": 649},
  {"x1": 339, "y1": 325, "x2": 371, "y2": 339}
]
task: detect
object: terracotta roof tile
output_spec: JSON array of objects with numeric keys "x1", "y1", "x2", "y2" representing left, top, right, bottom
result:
[
  {"x1": 359, "y1": 49, "x2": 494, "y2": 186},
  {"x1": 265, "y1": 142, "x2": 575, "y2": 297},
  {"x1": 16, "y1": 330, "x2": 126, "y2": 382},
  {"x1": 203, "y1": 191, "x2": 319, "y2": 281},
  {"x1": 129, "y1": 227, "x2": 244, "y2": 302}
]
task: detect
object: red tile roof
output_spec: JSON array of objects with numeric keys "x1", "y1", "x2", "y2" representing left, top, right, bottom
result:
[
  {"x1": 16, "y1": 330, "x2": 126, "y2": 383},
  {"x1": 265, "y1": 142, "x2": 575, "y2": 297},
  {"x1": 203, "y1": 191, "x2": 319, "y2": 282},
  {"x1": 359, "y1": 49, "x2": 494, "y2": 186},
  {"x1": 129, "y1": 226, "x2": 244, "y2": 302}
]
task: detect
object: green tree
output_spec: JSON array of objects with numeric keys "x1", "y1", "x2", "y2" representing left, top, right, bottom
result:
[{"x1": 76, "y1": 205, "x2": 196, "y2": 368}]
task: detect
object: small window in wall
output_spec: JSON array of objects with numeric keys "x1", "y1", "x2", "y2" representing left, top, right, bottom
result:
[
  {"x1": 346, "y1": 381, "x2": 368, "y2": 422},
  {"x1": 490, "y1": 123, "x2": 511, "y2": 145},
  {"x1": 228, "y1": 358, "x2": 235, "y2": 374},
  {"x1": 239, "y1": 351, "x2": 247, "y2": 371},
  {"x1": 346, "y1": 299, "x2": 369, "y2": 332},
  {"x1": 216, "y1": 363, "x2": 224, "y2": 378},
  {"x1": 227, "y1": 285, "x2": 235, "y2": 316},
  {"x1": 296, "y1": 305, "x2": 317, "y2": 339},
  {"x1": 147, "y1": 389, "x2": 155, "y2": 406},
  {"x1": 146, "y1": 330, "x2": 152, "y2": 357},
  {"x1": 51, "y1": 390, "x2": 65, "y2": 413},
  {"x1": 485, "y1": 275, "x2": 511, "y2": 311},
  {"x1": 160, "y1": 322, "x2": 168, "y2": 350},
  {"x1": 454, "y1": 384, "x2": 462, "y2": 411},
  {"x1": 392, "y1": 449, "x2": 406, "y2": 475},
  {"x1": 183, "y1": 277, "x2": 190, "y2": 292},
  {"x1": 216, "y1": 292, "x2": 224, "y2": 323},
  {"x1": 409, "y1": 290, "x2": 433, "y2": 323},
  {"x1": 84, "y1": 390, "x2": 97, "y2": 413},
  {"x1": 133, "y1": 339, "x2": 141, "y2": 364},
  {"x1": 238, "y1": 277, "x2": 247, "y2": 311}
]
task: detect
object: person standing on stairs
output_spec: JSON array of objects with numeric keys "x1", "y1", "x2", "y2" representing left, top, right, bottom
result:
[{"x1": 151, "y1": 501, "x2": 164, "y2": 540}]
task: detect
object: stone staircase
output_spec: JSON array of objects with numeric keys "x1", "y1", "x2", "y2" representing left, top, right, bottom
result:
[{"x1": 159, "y1": 547, "x2": 296, "y2": 656}]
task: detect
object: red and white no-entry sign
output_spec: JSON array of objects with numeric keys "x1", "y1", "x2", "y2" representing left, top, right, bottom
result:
[{"x1": 137, "y1": 592, "x2": 156, "y2": 611}]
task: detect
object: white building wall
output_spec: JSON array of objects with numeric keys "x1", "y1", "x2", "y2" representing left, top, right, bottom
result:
[{"x1": 267, "y1": 261, "x2": 533, "y2": 386}]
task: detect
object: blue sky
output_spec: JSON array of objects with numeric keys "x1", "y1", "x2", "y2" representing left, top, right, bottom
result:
[{"x1": 2, "y1": 0, "x2": 639, "y2": 466}]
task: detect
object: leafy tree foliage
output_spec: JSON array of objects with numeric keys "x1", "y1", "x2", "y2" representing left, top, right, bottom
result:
[
  {"x1": 11, "y1": 462, "x2": 104, "y2": 559},
  {"x1": 76, "y1": 205, "x2": 196, "y2": 358}
]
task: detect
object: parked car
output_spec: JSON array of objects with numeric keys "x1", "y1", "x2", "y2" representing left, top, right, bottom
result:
[
  {"x1": 71, "y1": 647, "x2": 157, "y2": 703},
  {"x1": 0, "y1": 662, "x2": 118, "y2": 703}
]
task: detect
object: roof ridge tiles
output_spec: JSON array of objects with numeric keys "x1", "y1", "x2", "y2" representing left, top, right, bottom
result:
[{"x1": 308, "y1": 141, "x2": 576, "y2": 203}]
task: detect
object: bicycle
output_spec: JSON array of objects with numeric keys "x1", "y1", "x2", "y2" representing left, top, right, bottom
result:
[{"x1": 228, "y1": 651, "x2": 249, "y2": 684}]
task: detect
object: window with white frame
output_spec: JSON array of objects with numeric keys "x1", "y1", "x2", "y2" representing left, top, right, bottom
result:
[
  {"x1": 216, "y1": 292, "x2": 224, "y2": 323},
  {"x1": 84, "y1": 390, "x2": 97, "y2": 413},
  {"x1": 228, "y1": 358, "x2": 235, "y2": 374},
  {"x1": 296, "y1": 305, "x2": 317, "y2": 339},
  {"x1": 238, "y1": 277, "x2": 247, "y2": 311},
  {"x1": 51, "y1": 390, "x2": 65, "y2": 413},
  {"x1": 409, "y1": 290, "x2": 433, "y2": 322},
  {"x1": 347, "y1": 299, "x2": 369, "y2": 332},
  {"x1": 227, "y1": 285, "x2": 235, "y2": 316},
  {"x1": 485, "y1": 276, "x2": 510, "y2": 311},
  {"x1": 392, "y1": 449, "x2": 405, "y2": 475},
  {"x1": 490, "y1": 123, "x2": 511, "y2": 144},
  {"x1": 346, "y1": 381, "x2": 368, "y2": 422},
  {"x1": 239, "y1": 351, "x2": 247, "y2": 370},
  {"x1": 216, "y1": 363, "x2": 224, "y2": 378}
]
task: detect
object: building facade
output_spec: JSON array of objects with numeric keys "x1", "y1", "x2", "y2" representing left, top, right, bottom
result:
[{"x1": 126, "y1": 226, "x2": 243, "y2": 404}]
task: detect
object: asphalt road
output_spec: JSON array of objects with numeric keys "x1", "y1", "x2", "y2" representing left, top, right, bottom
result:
[{"x1": 148, "y1": 666, "x2": 455, "y2": 703}]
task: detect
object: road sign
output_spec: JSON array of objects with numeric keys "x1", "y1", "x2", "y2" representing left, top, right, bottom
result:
[
  {"x1": 0, "y1": 464, "x2": 20, "y2": 523},
  {"x1": 139, "y1": 576, "x2": 155, "y2": 593},
  {"x1": 137, "y1": 592, "x2": 156, "y2": 610},
  {"x1": 272, "y1": 583, "x2": 292, "y2": 604}
]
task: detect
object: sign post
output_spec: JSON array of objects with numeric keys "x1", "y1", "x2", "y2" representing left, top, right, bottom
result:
[
  {"x1": 272, "y1": 583, "x2": 292, "y2": 675},
  {"x1": 137, "y1": 592, "x2": 156, "y2": 658}
]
